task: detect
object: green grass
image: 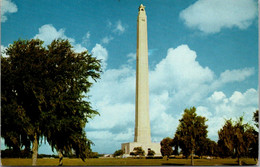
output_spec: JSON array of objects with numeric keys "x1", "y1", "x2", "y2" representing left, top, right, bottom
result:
[{"x1": 1, "y1": 157, "x2": 258, "y2": 166}]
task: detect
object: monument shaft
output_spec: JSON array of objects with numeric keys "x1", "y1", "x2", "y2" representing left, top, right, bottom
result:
[
  {"x1": 121, "y1": 5, "x2": 160, "y2": 156},
  {"x1": 134, "y1": 4, "x2": 151, "y2": 143}
]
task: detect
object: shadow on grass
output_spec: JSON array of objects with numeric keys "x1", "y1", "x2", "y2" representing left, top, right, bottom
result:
[{"x1": 222, "y1": 163, "x2": 253, "y2": 166}]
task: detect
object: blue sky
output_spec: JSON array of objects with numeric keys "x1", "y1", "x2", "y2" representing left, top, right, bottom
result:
[{"x1": 1, "y1": 0, "x2": 258, "y2": 154}]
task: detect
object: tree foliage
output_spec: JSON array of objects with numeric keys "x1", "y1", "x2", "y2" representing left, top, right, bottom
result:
[
  {"x1": 160, "y1": 137, "x2": 173, "y2": 160},
  {"x1": 133, "y1": 147, "x2": 145, "y2": 156},
  {"x1": 249, "y1": 110, "x2": 258, "y2": 160},
  {"x1": 253, "y1": 110, "x2": 259, "y2": 128},
  {"x1": 172, "y1": 107, "x2": 208, "y2": 165},
  {"x1": 113, "y1": 149, "x2": 124, "y2": 157},
  {"x1": 147, "y1": 149, "x2": 155, "y2": 157},
  {"x1": 218, "y1": 116, "x2": 256, "y2": 165},
  {"x1": 195, "y1": 138, "x2": 217, "y2": 158},
  {"x1": 1, "y1": 39, "x2": 102, "y2": 165}
]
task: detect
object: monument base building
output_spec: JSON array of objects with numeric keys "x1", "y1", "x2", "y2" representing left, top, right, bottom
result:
[
  {"x1": 122, "y1": 142, "x2": 161, "y2": 156},
  {"x1": 121, "y1": 4, "x2": 161, "y2": 156}
]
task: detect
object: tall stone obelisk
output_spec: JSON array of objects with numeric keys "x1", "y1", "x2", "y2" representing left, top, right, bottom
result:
[
  {"x1": 134, "y1": 4, "x2": 151, "y2": 144},
  {"x1": 121, "y1": 4, "x2": 160, "y2": 156}
]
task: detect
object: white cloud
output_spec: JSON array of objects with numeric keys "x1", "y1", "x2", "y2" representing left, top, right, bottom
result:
[
  {"x1": 219, "y1": 68, "x2": 255, "y2": 83},
  {"x1": 82, "y1": 31, "x2": 91, "y2": 46},
  {"x1": 34, "y1": 24, "x2": 89, "y2": 53},
  {"x1": 1, "y1": 45, "x2": 8, "y2": 57},
  {"x1": 197, "y1": 106, "x2": 212, "y2": 118},
  {"x1": 113, "y1": 20, "x2": 126, "y2": 34},
  {"x1": 200, "y1": 88, "x2": 258, "y2": 139},
  {"x1": 1, "y1": 0, "x2": 17, "y2": 22},
  {"x1": 211, "y1": 68, "x2": 255, "y2": 89},
  {"x1": 34, "y1": 24, "x2": 75, "y2": 45},
  {"x1": 87, "y1": 44, "x2": 257, "y2": 153},
  {"x1": 101, "y1": 36, "x2": 114, "y2": 44},
  {"x1": 150, "y1": 45, "x2": 214, "y2": 105},
  {"x1": 91, "y1": 44, "x2": 108, "y2": 70},
  {"x1": 149, "y1": 91, "x2": 179, "y2": 141},
  {"x1": 73, "y1": 44, "x2": 88, "y2": 53},
  {"x1": 180, "y1": 0, "x2": 258, "y2": 33},
  {"x1": 230, "y1": 88, "x2": 258, "y2": 106},
  {"x1": 88, "y1": 128, "x2": 134, "y2": 142},
  {"x1": 126, "y1": 52, "x2": 136, "y2": 63},
  {"x1": 99, "y1": 20, "x2": 126, "y2": 46},
  {"x1": 208, "y1": 91, "x2": 227, "y2": 103}
]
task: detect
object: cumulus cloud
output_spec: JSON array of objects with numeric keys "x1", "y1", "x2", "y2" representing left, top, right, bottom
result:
[
  {"x1": 201, "y1": 88, "x2": 258, "y2": 139},
  {"x1": 150, "y1": 45, "x2": 214, "y2": 105},
  {"x1": 211, "y1": 68, "x2": 255, "y2": 89},
  {"x1": 91, "y1": 44, "x2": 108, "y2": 70},
  {"x1": 219, "y1": 68, "x2": 255, "y2": 83},
  {"x1": 180, "y1": 0, "x2": 258, "y2": 33},
  {"x1": 34, "y1": 24, "x2": 89, "y2": 53},
  {"x1": 87, "y1": 44, "x2": 257, "y2": 153},
  {"x1": 197, "y1": 106, "x2": 212, "y2": 118},
  {"x1": 1, "y1": 0, "x2": 17, "y2": 22},
  {"x1": 207, "y1": 91, "x2": 227, "y2": 103},
  {"x1": 230, "y1": 88, "x2": 258, "y2": 106},
  {"x1": 34, "y1": 24, "x2": 75, "y2": 45}
]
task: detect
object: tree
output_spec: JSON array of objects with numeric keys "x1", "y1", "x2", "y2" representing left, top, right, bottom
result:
[
  {"x1": 218, "y1": 117, "x2": 255, "y2": 165},
  {"x1": 172, "y1": 107, "x2": 208, "y2": 166},
  {"x1": 253, "y1": 110, "x2": 259, "y2": 128},
  {"x1": 113, "y1": 149, "x2": 124, "y2": 157},
  {"x1": 147, "y1": 149, "x2": 155, "y2": 157},
  {"x1": 249, "y1": 110, "x2": 258, "y2": 161},
  {"x1": 42, "y1": 39, "x2": 101, "y2": 165},
  {"x1": 133, "y1": 147, "x2": 145, "y2": 156},
  {"x1": 195, "y1": 138, "x2": 217, "y2": 158},
  {"x1": 130, "y1": 152, "x2": 135, "y2": 157},
  {"x1": 1, "y1": 39, "x2": 102, "y2": 165},
  {"x1": 160, "y1": 137, "x2": 173, "y2": 160}
]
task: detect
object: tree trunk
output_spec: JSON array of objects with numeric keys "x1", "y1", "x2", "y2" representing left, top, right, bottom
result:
[
  {"x1": 191, "y1": 149, "x2": 194, "y2": 166},
  {"x1": 238, "y1": 156, "x2": 242, "y2": 166},
  {"x1": 32, "y1": 133, "x2": 38, "y2": 166},
  {"x1": 58, "y1": 150, "x2": 64, "y2": 166}
]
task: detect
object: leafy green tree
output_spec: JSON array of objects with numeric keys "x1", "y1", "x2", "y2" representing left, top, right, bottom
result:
[
  {"x1": 172, "y1": 107, "x2": 208, "y2": 165},
  {"x1": 133, "y1": 147, "x2": 145, "y2": 156},
  {"x1": 1, "y1": 39, "x2": 101, "y2": 165},
  {"x1": 130, "y1": 152, "x2": 135, "y2": 157},
  {"x1": 249, "y1": 110, "x2": 258, "y2": 161},
  {"x1": 171, "y1": 136, "x2": 179, "y2": 155},
  {"x1": 217, "y1": 120, "x2": 234, "y2": 158},
  {"x1": 147, "y1": 149, "x2": 155, "y2": 157},
  {"x1": 42, "y1": 39, "x2": 101, "y2": 165},
  {"x1": 205, "y1": 139, "x2": 218, "y2": 157},
  {"x1": 160, "y1": 137, "x2": 173, "y2": 160},
  {"x1": 2, "y1": 39, "x2": 48, "y2": 165},
  {"x1": 113, "y1": 149, "x2": 124, "y2": 157},
  {"x1": 195, "y1": 138, "x2": 217, "y2": 158},
  {"x1": 218, "y1": 117, "x2": 256, "y2": 165},
  {"x1": 253, "y1": 110, "x2": 259, "y2": 128}
]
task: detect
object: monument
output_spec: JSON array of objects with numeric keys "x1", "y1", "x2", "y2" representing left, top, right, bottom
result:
[{"x1": 121, "y1": 4, "x2": 161, "y2": 156}]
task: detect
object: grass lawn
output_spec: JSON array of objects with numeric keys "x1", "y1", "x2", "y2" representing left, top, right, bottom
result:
[{"x1": 1, "y1": 157, "x2": 258, "y2": 166}]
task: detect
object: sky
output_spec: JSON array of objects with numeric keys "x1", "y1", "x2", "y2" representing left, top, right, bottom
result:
[{"x1": 1, "y1": 0, "x2": 259, "y2": 154}]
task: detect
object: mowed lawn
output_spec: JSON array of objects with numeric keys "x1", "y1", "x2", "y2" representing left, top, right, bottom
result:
[{"x1": 1, "y1": 158, "x2": 258, "y2": 166}]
